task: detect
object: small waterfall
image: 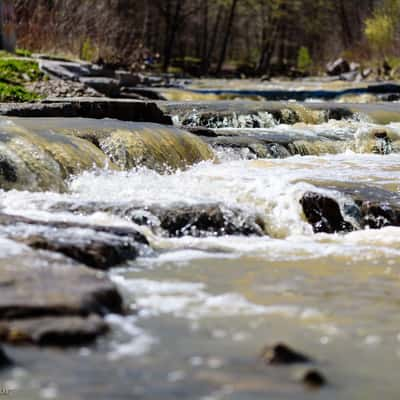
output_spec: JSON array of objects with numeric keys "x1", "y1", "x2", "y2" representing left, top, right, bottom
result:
[{"x1": 0, "y1": 118, "x2": 214, "y2": 192}]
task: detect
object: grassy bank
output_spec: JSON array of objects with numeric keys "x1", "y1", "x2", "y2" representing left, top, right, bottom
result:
[{"x1": 0, "y1": 55, "x2": 43, "y2": 102}]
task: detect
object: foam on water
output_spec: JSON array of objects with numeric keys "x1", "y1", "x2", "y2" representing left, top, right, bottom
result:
[{"x1": 111, "y1": 276, "x2": 322, "y2": 321}]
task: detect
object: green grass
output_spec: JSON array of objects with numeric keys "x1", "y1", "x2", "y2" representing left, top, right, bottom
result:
[
  {"x1": 0, "y1": 81, "x2": 39, "y2": 102},
  {"x1": 15, "y1": 48, "x2": 32, "y2": 58},
  {"x1": 0, "y1": 59, "x2": 44, "y2": 85}
]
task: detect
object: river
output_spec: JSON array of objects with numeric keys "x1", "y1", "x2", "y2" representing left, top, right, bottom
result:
[{"x1": 0, "y1": 93, "x2": 399, "y2": 399}]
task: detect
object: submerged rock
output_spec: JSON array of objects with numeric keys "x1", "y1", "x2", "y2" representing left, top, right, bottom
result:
[
  {"x1": 300, "y1": 192, "x2": 354, "y2": 234},
  {"x1": 0, "y1": 346, "x2": 12, "y2": 368},
  {"x1": 0, "y1": 315, "x2": 108, "y2": 346},
  {"x1": 295, "y1": 368, "x2": 327, "y2": 388},
  {"x1": 260, "y1": 343, "x2": 311, "y2": 365}
]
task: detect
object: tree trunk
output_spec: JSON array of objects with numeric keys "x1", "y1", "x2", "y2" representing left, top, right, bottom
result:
[{"x1": 216, "y1": 0, "x2": 239, "y2": 75}]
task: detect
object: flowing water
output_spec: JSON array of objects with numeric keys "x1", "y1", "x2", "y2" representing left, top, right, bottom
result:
[{"x1": 0, "y1": 109, "x2": 400, "y2": 399}]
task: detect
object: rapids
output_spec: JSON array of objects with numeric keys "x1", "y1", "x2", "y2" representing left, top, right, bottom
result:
[{"x1": 0, "y1": 104, "x2": 399, "y2": 399}]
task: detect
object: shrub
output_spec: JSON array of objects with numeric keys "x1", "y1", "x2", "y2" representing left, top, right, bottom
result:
[{"x1": 297, "y1": 46, "x2": 313, "y2": 73}]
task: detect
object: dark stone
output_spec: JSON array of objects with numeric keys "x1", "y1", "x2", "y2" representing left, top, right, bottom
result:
[
  {"x1": 0, "y1": 315, "x2": 108, "y2": 346},
  {"x1": 379, "y1": 93, "x2": 400, "y2": 102},
  {"x1": 157, "y1": 205, "x2": 265, "y2": 237},
  {"x1": 20, "y1": 234, "x2": 139, "y2": 270},
  {"x1": 0, "y1": 158, "x2": 17, "y2": 183},
  {"x1": 360, "y1": 202, "x2": 400, "y2": 229},
  {"x1": 326, "y1": 58, "x2": 351, "y2": 76},
  {"x1": 297, "y1": 369, "x2": 327, "y2": 388},
  {"x1": 0, "y1": 346, "x2": 12, "y2": 368},
  {"x1": 261, "y1": 343, "x2": 311, "y2": 365},
  {"x1": 325, "y1": 185, "x2": 400, "y2": 230},
  {"x1": 300, "y1": 192, "x2": 354, "y2": 233},
  {"x1": 50, "y1": 202, "x2": 265, "y2": 238}
]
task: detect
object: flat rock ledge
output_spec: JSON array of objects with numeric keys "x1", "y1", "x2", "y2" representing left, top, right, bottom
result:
[
  {"x1": 0, "y1": 98, "x2": 172, "y2": 124},
  {"x1": 0, "y1": 243, "x2": 125, "y2": 347}
]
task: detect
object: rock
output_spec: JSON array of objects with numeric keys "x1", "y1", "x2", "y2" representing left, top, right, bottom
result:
[
  {"x1": 115, "y1": 70, "x2": 141, "y2": 87},
  {"x1": 300, "y1": 192, "x2": 354, "y2": 233},
  {"x1": 379, "y1": 93, "x2": 400, "y2": 102},
  {"x1": 0, "y1": 346, "x2": 12, "y2": 368},
  {"x1": 27, "y1": 79, "x2": 103, "y2": 99},
  {"x1": 78, "y1": 124, "x2": 214, "y2": 172},
  {"x1": 326, "y1": 58, "x2": 350, "y2": 76},
  {"x1": 295, "y1": 368, "x2": 327, "y2": 388},
  {"x1": 0, "y1": 315, "x2": 108, "y2": 346},
  {"x1": 39, "y1": 60, "x2": 92, "y2": 80},
  {"x1": 260, "y1": 343, "x2": 311, "y2": 365},
  {"x1": 120, "y1": 87, "x2": 167, "y2": 100},
  {"x1": 0, "y1": 100, "x2": 172, "y2": 124},
  {"x1": 360, "y1": 202, "x2": 400, "y2": 229},
  {"x1": 0, "y1": 252, "x2": 124, "y2": 319},
  {"x1": 340, "y1": 71, "x2": 359, "y2": 82},
  {"x1": 155, "y1": 204, "x2": 265, "y2": 237},
  {"x1": 0, "y1": 212, "x2": 148, "y2": 269},
  {"x1": 20, "y1": 234, "x2": 139, "y2": 270},
  {"x1": 50, "y1": 202, "x2": 265, "y2": 238},
  {"x1": 79, "y1": 77, "x2": 120, "y2": 97}
]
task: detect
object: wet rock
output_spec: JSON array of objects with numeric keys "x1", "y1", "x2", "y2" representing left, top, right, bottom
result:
[
  {"x1": 0, "y1": 212, "x2": 148, "y2": 269},
  {"x1": 326, "y1": 58, "x2": 350, "y2": 76},
  {"x1": 0, "y1": 346, "x2": 12, "y2": 368},
  {"x1": 360, "y1": 202, "x2": 400, "y2": 229},
  {"x1": 295, "y1": 368, "x2": 327, "y2": 388},
  {"x1": 80, "y1": 124, "x2": 214, "y2": 171},
  {"x1": 20, "y1": 234, "x2": 139, "y2": 270},
  {"x1": 324, "y1": 185, "x2": 400, "y2": 230},
  {"x1": 0, "y1": 212, "x2": 148, "y2": 244},
  {"x1": 156, "y1": 204, "x2": 265, "y2": 237},
  {"x1": 0, "y1": 315, "x2": 108, "y2": 346},
  {"x1": 300, "y1": 192, "x2": 354, "y2": 233},
  {"x1": 0, "y1": 252, "x2": 124, "y2": 319},
  {"x1": 261, "y1": 343, "x2": 311, "y2": 365},
  {"x1": 50, "y1": 202, "x2": 265, "y2": 238}
]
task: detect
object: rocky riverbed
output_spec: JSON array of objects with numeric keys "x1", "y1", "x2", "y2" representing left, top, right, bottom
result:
[{"x1": 0, "y1": 92, "x2": 399, "y2": 399}]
